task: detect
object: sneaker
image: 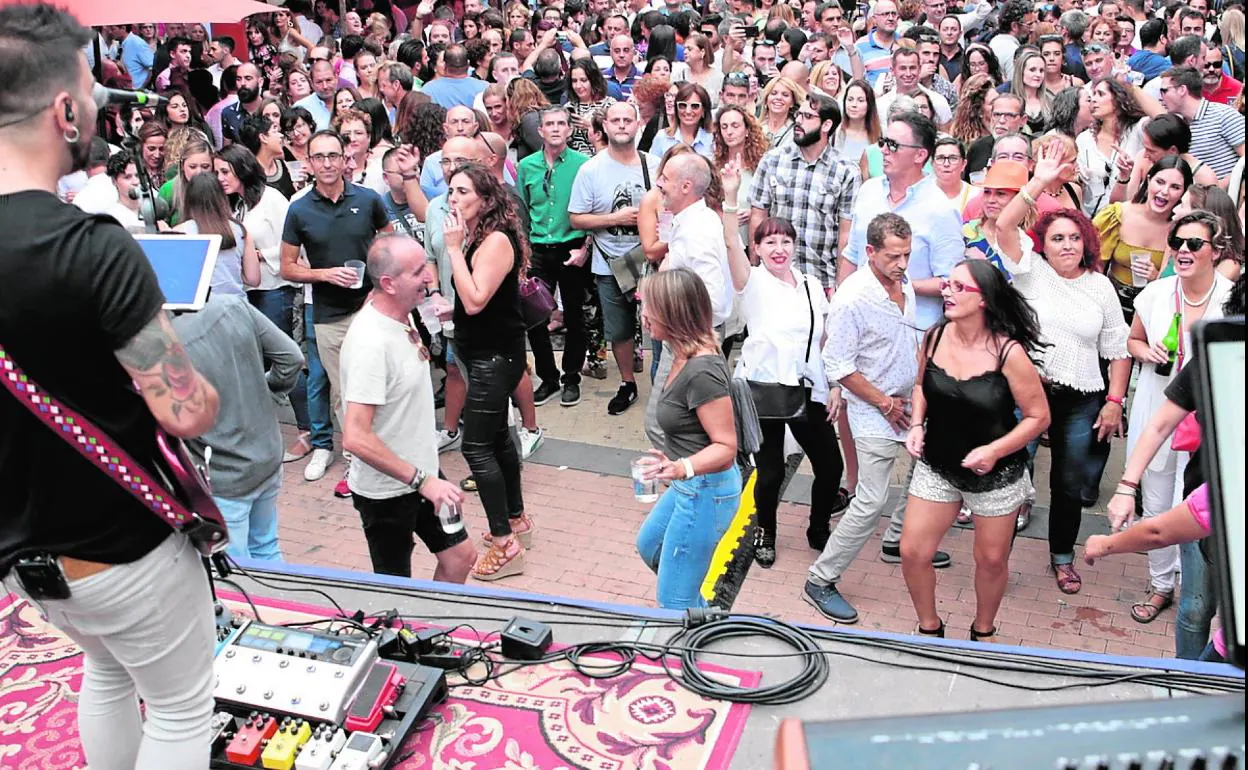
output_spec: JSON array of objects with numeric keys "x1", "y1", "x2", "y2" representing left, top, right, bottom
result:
[
  {"x1": 607, "y1": 382, "x2": 638, "y2": 415},
  {"x1": 437, "y1": 428, "x2": 462, "y2": 454},
  {"x1": 532, "y1": 380, "x2": 560, "y2": 406},
  {"x1": 880, "y1": 542, "x2": 951, "y2": 568},
  {"x1": 333, "y1": 476, "x2": 351, "y2": 499},
  {"x1": 753, "y1": 529, "x2": 776, "y2": 568},
  {"x1": 303, "y1": 448, "x2": 335, "y2": 482},
  {"x1": 582, "y1": 359, "x2": 608, "y2": 380},
  {"x1": 802, "y1": 580, "x2": 859, "y2": 623},
  {"x1": 560, "y1": 381, "x2": 581, "y2": 407},
  {"x1": 518, "y1": 426, "x2": 544, "y2": 460}
]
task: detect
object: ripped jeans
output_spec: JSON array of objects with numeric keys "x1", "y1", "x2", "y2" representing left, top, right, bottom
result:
[{"x1": 636, "y1": 466, "x2": 742, "y2": 609}]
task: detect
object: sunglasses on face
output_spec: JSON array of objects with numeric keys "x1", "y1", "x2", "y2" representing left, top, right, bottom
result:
[
  {"x1": 1168, "y1": 235, "x2": 1211, "y2": 252},
  {"x1": 878, "y1": 137, "x2": 924, "y2": 153},
  {"x1": 676, "y1": 101, "x2": 704, "y2": 111},
  {"x1": 1203, "y1": 60, "x2": 1223, "y2": 69},
  {"x1": 940, "y1": 279, "x2": 981, "y2": 293}
]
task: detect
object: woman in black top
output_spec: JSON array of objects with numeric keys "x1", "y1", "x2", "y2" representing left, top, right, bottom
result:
[
  {"x1": 444, "y1": 164, "x2": 531, "y2": 582},
  {"x1": 901, "y1": 260, "x2": 1050, "y2": 641}
]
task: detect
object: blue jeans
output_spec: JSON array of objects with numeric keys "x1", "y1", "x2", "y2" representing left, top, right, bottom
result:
[
  {"x1": 636, "y1": 465, "x2": 742, "y2": 609},
  {"x1": 213, "y1": 470, "x2": 283, "y2": 562},
  {"x1": 1176, "y1": 540, "x2": 1216, "y2": 659},
  {"x1": 249, "y1": 287, "x2": 309, "y2": 433},
  {"x1": 1043, "y1": 385, "x2": 1103, "y2": 563},
  {"x1": 303, "y1": 304, "x2": 334, "y2": 451}
]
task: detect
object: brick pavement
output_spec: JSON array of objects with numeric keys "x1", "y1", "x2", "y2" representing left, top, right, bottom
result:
[{"x1": 274, "y1": 427, "x2": 1179, "y2": 659}]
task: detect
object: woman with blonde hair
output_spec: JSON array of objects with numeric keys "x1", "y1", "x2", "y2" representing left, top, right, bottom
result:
[
  {"x1": 1218, "y1": 8, "x2": 1245, "y2": 82},
  {"x1": 505, "y1": 76, "x2": 550, "y2": 159},
  {"x1": 158, "y1": 136, "x2": 214, "y2": 226},
  {"x1": 758, "y1": 76, "x2": 805, "y2": 148},
  {"x1": 1009, "y1": 50, "x2": 1053, "y2": 135},
  {"x1": 634, "y1": 268, "x2": 740, "y2": 609},
  {"x1": 811, "y1": 60, "x2": 844, "y2": 99}
]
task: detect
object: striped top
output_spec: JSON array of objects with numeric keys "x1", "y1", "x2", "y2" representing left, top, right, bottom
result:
[
  {"x1": 1189, "y1": 99, "x2": 1246, "y2": 179},
  {"x1": 855, "y1": 33, "x2": 897, "y2": 87}
]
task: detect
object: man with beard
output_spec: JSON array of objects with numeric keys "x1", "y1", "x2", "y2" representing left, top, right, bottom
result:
[
  {"x1": 0, "y1": 4, "x2": 222, "y2": 765},
  {"x1": 748, "y1": 93, "x2": 860, "y2": 294},
  {"x1": 222, "y1": 62, "x2": 264, "y2": 145}
]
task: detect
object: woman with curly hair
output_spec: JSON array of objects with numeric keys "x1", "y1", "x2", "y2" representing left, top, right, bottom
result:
[
  {"x1": 442, "y1": 164, "x2": 534, "y2": 581},
  {"x1": 1077, "y1": 76, "x2": 1147, "y2": 217},
  {"x1": 506, "y1": 76, "x2": 551, "y2": 160},
  {"x1": 953, "y1": 44, "x2": 1002, "y2": 93},
  {"x1": 758, "y1": 75, "x2": 805, "y2": 148},
  {"x1": 400, "y1": 102, "x2": 447, "y2": 164},
  {"x1": 949, "y1": 73, "x2": 998, "y2": 147},
  {"x1": 566, "y1": 59, "x2": 616, "y2": 156},
  {"x1": 631, "y1": 74, "x2": 671, "y2": 153},
  {"x1": 835, "y1": 78, "x2": 880, "y2": 168}
]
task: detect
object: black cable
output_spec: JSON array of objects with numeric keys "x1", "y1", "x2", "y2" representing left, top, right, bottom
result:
[
  {"x1": 216, "y1": 577, "x2": 264, "y2": 622},
  {"x1": 225, "y1": 557, "x2": 351, "y2": 620}
]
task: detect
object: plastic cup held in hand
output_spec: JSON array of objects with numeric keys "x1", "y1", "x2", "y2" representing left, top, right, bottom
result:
[
  {"x1": 631, "y1": 456, "x2": 660, "y2": 503},
  {"x1": 438, "y1": 501, "x2": 464, "y2": 535},
  {"x1": 1129, "y1": 251, "x2": 1152, "y2": 288},
  {"x1": 345, "y1": 259, "x2": 366, "y2": 289}
]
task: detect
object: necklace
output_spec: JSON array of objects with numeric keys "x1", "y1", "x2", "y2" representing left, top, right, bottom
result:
[{"x1": 1181, "y1": 279, "x2": 1217, "y2": 308}]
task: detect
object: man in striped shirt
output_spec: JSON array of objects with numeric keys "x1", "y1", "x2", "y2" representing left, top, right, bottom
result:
[
  {"x1": 1159, "y1": 65, "x2": 1245, "y2": 180},
  {"x1": 855, "y1": 0, "x2": 900, "y2": 87}
]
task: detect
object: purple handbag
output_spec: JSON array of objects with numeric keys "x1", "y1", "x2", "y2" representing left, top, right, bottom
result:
[{"x1": 518, "y1": 275, "x2": 556, "y2": 330}]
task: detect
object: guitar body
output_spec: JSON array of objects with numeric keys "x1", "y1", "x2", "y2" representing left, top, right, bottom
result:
[{"x1": 153, "y1": 430, "x2": 230, "y2": 556}]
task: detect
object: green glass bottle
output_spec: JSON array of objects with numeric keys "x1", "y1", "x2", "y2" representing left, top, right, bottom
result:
[{"x1": 1155, "y1": 311, "x2": 1181, "y2": 377}]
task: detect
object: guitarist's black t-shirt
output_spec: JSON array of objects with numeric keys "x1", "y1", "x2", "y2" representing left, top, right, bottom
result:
[{"x1": 0, "y1": 190, "x2": 170, "y2": 577}]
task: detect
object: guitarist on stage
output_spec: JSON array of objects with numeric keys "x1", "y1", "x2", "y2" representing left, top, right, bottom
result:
[{"x1": 0, "y1": 5, "x2": 222, "y2": 769}]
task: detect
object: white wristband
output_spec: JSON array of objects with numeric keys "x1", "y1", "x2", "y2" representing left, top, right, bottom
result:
[{"x1": 680, "y1": 458, "x2": 695, "y2": 480}]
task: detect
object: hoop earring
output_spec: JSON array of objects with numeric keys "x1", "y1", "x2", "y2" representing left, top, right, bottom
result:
[{"x1": 63, "y1": 125, "x2": 81, "y2": 144}]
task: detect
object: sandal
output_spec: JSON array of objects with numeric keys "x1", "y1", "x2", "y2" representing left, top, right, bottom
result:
[
  {"x1": 1130, "y1": 589, "x2": 1175, "y2": 624},
  {"x1": 970, "y1": 625, "x2": 997, "y2": 642},
  {"x1": 472, "y1": 538, "x2": 525, "y2": 581},
  {"x1": 753, "y1": 528, "x2": 776, "y2": 569},
  {"x1": 282, "y1": 432, "x2": 313, "y2": 463},
  {"x1": 1051, "y1": 562, "x2": 1083, "y2": 594},
  {"x1": 916, "y1": 620, "x2": 945, "y2": 638},
  {"x1": 482, "y1": 513, "x2": 536, "y2": 549},
  {"x1": 459, "y1": 475, "x2": 478, "y2": 493},
  {"x1": 954, "y1": 506, "x2": 974, "y2": 528}
]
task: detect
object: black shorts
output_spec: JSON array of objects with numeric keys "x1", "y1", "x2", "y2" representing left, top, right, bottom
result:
[{"x1": 351, "y1": 488, "x2": 469, "y2": 578}]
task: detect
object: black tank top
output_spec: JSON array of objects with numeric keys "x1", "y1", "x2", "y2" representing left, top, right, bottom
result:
[
  {"x1": 453, "y1": 229, "x2": 527, "y2": 357},
  {"x1": 921, "y1": 325, "x2": 1027, "y2": 492}
]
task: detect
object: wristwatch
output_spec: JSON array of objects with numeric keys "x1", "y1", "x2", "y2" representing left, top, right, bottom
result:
[{"x1": 409, "y1": 467, "x2": 430, "y2": 490}]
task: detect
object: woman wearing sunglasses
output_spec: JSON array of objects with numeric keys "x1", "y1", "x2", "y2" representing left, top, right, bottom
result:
[
  {"x1": 650, "y1": 82, "x2": 716, "y2": 158},
  {"x1": 995, "y1": 142, "x2": 1132, "y2": 598},
  {"x1": 899, "y1": 258, "x2": 1048, "y2": 641},
  {"x1": 1118, "y1": 210, "x2": 1234, "y2": 623}
]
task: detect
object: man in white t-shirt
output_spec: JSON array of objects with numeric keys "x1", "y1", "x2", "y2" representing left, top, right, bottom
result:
[{"x1": 340, "y1": 234, "x2": 477, "y2": 582}]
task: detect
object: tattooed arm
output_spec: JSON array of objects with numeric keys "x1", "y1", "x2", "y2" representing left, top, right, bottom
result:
[{"x1": 115, "y1": 311, "x2": 220, "y2": 438}]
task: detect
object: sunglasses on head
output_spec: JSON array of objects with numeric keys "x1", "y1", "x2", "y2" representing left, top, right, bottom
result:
[
  {"x1": 725, "y1": 72, "x2": 750, "y2": 85},
  {"x1": 1082, "y1": 43, "x2": 1111, "y2": 55},
  {"x1": 1168, "y1": 234, "x2": 1211, "y2": 252}
]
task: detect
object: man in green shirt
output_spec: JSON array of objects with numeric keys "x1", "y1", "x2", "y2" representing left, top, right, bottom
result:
[{"x1": 517, "y1": 106, "x2": 591, "y2": 408}]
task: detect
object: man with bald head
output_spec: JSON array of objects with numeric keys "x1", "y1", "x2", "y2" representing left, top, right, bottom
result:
[
  {"x1": 222, "y1": 62, "x2": 264, "y2": 144},
  {"x1": 603, "y1": 34, "x2": 642, "y2": 98},
  {"x1": 422, "y1": 43, "x2": 490, "y2": 109},
  {"x1": 643, "y1": 151, "x2": 734, "y2": 448},
  {"x1": 780, "y1": 60, "x2": 810, "y2": 91},
  {"x1": 419, "y1": 105, "x2": 480, "y2": 199},
  {"x1": 340, "y1": 234, "x2": 478, "y2": 582},
  {"x1": 295, "y1": 59, "x2": 341, "y2": 130}
]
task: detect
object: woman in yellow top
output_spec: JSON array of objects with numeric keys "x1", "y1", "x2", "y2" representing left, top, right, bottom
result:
[{"x1": 1092, "y1": 156, "x2": 1193, "y2": 322}]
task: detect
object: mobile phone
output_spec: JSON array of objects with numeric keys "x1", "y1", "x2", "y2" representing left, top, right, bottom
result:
[
  {"x1": 743, "y1": 26, "x2": 760, "y2": 38},
  {"x1": 13, "y1": 554, "x2": 71, "y2": 600}
]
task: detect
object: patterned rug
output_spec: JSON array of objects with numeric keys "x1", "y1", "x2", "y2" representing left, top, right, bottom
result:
[{"x1": 0, "y1": 591, "x2": 758, "y2": 770}]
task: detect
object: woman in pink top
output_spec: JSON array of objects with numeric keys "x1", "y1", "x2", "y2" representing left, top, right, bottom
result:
[{"x1": 1084, "y1": 483, "x2": 1228, "y2": 662}]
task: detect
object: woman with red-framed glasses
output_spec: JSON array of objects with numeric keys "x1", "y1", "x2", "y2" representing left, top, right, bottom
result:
[{"x1": 899, "y1": 259, "x2": 1049, "y2": 642}]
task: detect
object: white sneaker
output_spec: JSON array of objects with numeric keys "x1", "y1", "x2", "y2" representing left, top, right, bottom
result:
[
  {"x1": 518, "y1": 426, "x2": 544, "y2": 460},
  {"x1": 437, "y1": 429, "x2": 462, "y2": 454},
  {"x1": 303, "y1": 448, "x2": 336, "y2": 482}
]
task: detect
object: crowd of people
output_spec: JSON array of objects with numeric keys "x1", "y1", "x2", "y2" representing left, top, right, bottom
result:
[{"x1": 37, "y1": 0, "x2": 1248, "y2": 656}]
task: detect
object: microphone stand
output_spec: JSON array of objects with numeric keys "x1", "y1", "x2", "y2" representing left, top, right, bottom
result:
[{"x1": 121, "y1": 135, "x2": 163, "y2": 234}]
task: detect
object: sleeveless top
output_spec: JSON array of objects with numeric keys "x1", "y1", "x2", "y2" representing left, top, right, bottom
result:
[
  {"x1": 921, "y1": 325, "x2": 1028, "y2": 492},
  {"x1": 453, "y1": 229, "x2": 527, "y2": 357}
]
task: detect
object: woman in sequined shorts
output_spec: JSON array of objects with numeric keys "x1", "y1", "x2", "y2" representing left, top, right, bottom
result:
[{"x1": 899, "y1": 260, "x2": 1051, "y2": 642}]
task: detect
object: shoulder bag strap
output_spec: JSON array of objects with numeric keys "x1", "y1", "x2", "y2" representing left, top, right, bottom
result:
[
  {"x1": 638, "y1": 151, "x2": 651, "y2": 190},
  {"x1": 0, "y1": 343, "x2": 204, "y2": 534},
  {"x1": 802, "y1": 276, "x2": 815, "y2": 383}
]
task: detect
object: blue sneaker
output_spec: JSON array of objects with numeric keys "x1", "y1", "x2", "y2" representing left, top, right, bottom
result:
[{"x1": 802, "y1": 580, "x2": 859, "y2": 624}]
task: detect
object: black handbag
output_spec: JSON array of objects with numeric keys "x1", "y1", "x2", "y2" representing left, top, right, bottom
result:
[{"x1": 747, "y1": 275, "x2": 815, "y2": 421}]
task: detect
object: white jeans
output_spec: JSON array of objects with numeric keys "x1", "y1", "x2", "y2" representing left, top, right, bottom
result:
[
  {"x1": 5, "y1": 534, "x2": 216, "y2": 770},
  {"x1": 1139, "y1": 449, "x2": 1184, "y2": 592}
]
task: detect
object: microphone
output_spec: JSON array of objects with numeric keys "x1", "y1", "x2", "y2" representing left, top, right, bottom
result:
[{"x1": 93, "y1": 83, "x2": 167, "y2": 109}]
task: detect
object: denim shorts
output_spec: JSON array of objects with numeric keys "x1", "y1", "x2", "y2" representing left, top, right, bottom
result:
[{"x1": 595, "y1": 275, "x2": 636, "y2": 344}]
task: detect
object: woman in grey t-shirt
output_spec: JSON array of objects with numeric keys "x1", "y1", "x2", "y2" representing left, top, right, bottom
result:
[{"x1": 635, "y1": 268, "x2": 742, "y2": 609}]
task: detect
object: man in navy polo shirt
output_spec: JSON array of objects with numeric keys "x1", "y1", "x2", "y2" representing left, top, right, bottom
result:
[{"x1": 280, "y1": 130, "x2": 392, "y2": 490}]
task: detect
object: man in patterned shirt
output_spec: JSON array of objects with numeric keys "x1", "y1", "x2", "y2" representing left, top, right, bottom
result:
[{"x1": 747, "y1": 92, "x2": 860, "y2": 294}]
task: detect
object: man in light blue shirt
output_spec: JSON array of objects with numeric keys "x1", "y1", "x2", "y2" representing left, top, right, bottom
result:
[
  {"x1": 294, "y1": 60, "x2": 338, "y2": 131},
  {"x1": 838, "y1": 111, "x2": 962, "y2": 331},
  {"x1": 419, "y1": 105, "x2": 481, "y2": 199},
  {"x1": 420, "y1": 45, "x2": 488, "y2": 109},
  {"x1": 120, "y1": 27, "x2": 155, "y2": 89}
]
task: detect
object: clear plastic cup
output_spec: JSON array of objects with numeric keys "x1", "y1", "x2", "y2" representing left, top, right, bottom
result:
[
  {"x1": 631, "y1": 456, "x2": 660, "y2": 503},
  {"x1": 345, "y1": 259, "x2": 366, "y2": 289},
  {"x1": 438, "y1": 502, "x2": 464, "y2": 535},
  {"x1": 1129, "y1": 251, "x2": 1152, "y2": 288}
]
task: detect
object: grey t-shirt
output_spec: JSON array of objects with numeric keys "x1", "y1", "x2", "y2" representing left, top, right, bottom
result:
[
  {"x1": 567, "y1": 150, "x2": 659, "y2": 276},
  {"x1": 656, "y1": 354, "x2": 732, "y2": 459}
]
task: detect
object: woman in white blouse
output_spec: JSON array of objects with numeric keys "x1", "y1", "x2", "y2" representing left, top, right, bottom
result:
[
  {"x1": 1120, "y1": 210, "x2": 1234, "y2": 624},
  {"x1": 1076, "y1": 77, "x2": 1147, "y2": 217},
  {"x1": 996, "y1": 142, "x2": 1132, "y2": 598},
  {"x1": 721, "y1": 163, "x2": 848, "y2": 568}
]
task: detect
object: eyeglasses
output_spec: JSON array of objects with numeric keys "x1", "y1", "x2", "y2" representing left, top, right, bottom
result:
[
  {"x1": 991, "y1": 110, "x2": 1022, "y2": 120},
  {"x1": 933, "y1": 154, "x2": 963, "y2": 164},
  {"x1": 1168, "y1": 234, "x2": 1211, "y2": 252},
  {"x1": 1158, "y1": 86, "x2": 1170, "y2": 95},
  {"x1": 676, "y1": 101, "x2": 704, "y2": 111},
  {"x1": 940, "y1": 279, "x2": 981, "y2": 294},
  {"x1": 877, "y1": 137, "x2": 924, "y2": 153},
  {"x1": 795, "y1": 109, "x2": 821, "y2": 121},
  {"x1": 309, "y1": 152, "x2": 343, "y2": 164}
]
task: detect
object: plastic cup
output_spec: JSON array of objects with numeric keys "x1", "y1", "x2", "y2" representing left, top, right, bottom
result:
[
  {"x1": 1129, "y1": 252, "x2": 1152, "y2": 288},
  {"x1": 631, "y1": 456, "x2": 660, "y2": 503},
  {"x1": 345, "y1": 259, "x2": 366, "y2": 289}
]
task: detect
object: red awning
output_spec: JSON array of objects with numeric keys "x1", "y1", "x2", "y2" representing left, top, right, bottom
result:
[{"x1": 0, "y1": 0, "x2": 277, "y2": 25}]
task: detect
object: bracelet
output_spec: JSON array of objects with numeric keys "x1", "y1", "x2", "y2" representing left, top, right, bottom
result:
[
  {"x1": 402, "y1": 173, "x2": 419, "y2": 181},
  {"x1": 1118, "y1": 479, "x2": 1139, "y2": 489},
  {"x1": 881, "y1": 399, "x2": 895, "y2": 417},
  {"x1": 908, "y1": 424, "x2": 924, "y2": 432},
  {"x1": 1113, "y1": 490, "x2": 1137, "y2": 498},
  {"x1": 1105, "y1": 394, "x2": 1124, "y2": 406},
  {"x1": 723, "y1": 204, "x2": 739, "y2": 213},
  {"x1": 1116, "y1": 175, "x2": 1131, "y2": 185},
  {"x1": 680, "y1": 457, "x2": 695, "y2": 480},
  {"x1": 1019, "y1": 188, "x2": 1037, "y2": 207}
]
